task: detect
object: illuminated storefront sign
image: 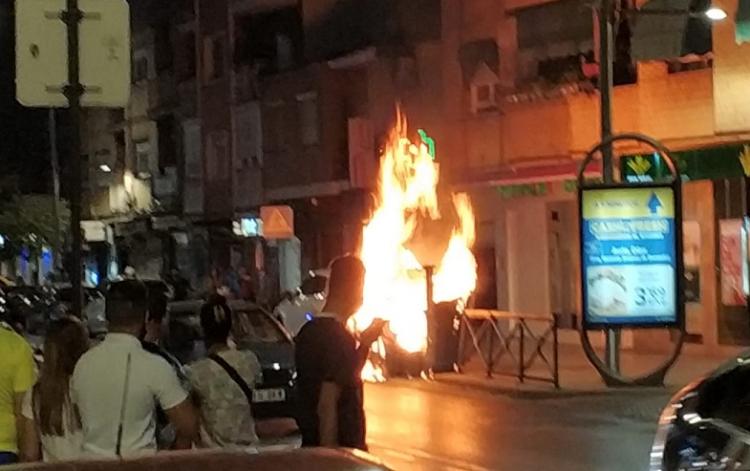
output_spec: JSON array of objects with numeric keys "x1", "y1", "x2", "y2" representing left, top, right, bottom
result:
[
  {"x1": 621, "y1": 143, "x2": 750, "y2": 183},
  {"x1": 417, "y1": 129, "x2": 436, "y2": 160},
  {"x1": 233, "y1": 217, "x2": 263, "y2": 238},
  {"x1": 581, "y1": 186, "x2": 681, "y2": 328}
]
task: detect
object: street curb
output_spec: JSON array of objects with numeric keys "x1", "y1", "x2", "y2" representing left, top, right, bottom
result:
[
  {"x1": 430, "y1": 375, "x2": 679, "y2": 400},
  {"x1": 374, "y1": 374, "x2": 679, "y2": 401}
]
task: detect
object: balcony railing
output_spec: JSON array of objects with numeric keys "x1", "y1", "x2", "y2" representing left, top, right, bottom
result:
[
  {"x1": 153, "y1": 167, "x2": 178, "y2": 198},
  {"x1": 233, "y1": 65, "x2": 260, "y2": 104}
]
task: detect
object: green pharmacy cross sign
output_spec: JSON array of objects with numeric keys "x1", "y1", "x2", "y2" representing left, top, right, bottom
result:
[{"x1": 418, "y1": 129, "x2": 436, "y2": 160}]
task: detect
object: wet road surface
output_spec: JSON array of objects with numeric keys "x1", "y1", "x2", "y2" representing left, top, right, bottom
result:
[{"x1": 364, "y1": 380, "x2": 671, "y2": 471}]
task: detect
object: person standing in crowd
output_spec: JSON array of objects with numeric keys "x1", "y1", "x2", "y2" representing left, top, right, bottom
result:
[
  {"x1": 238, "y1": 268, "x2": 255, "y2": 302},
  {"x1": 187, "y1": 296, "x2": 262, "y2": 448},
  {"x1": 140, "y1": 285, "x2": 189, "y2": 450},
  {"x1": 71, "y1": 280, "x2": 198, "y2": 457},
  {"x1": 168, "y1": 270, "x2": 191, "y2": 302},
  {"x1": 141, "y1": 282, "x2": 184, "y2": 376},
  {"x1": 295, "y1": 255, "x2": 387, "y2": 451},
  {"x1": 19, "y1": 318, "x2": 88, "y2": 462},
  {"x1": 123, "y1": 266, "x2": 137, "y2": 279},
  {"x1": 0, "y1": 321, "x2": 35, "y2": 465}
]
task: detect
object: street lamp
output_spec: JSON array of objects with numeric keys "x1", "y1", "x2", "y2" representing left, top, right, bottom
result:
[{"x1": 705, "y1": 6, "x2": 728, "y2": 21}]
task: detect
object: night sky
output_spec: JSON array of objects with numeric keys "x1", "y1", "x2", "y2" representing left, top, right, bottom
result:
[{"x1": 0, "y1": 0, "x2": 56, "y2": 195}]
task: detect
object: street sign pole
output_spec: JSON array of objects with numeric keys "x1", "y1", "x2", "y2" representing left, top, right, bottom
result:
[
  {"x1": 62, "y1": 0, "x2": 84, "y2": 317},
  {"x1": 16, "y1": 0, "x2": 130, "y2": 310},
  {"x1": 48, "y1": 109, "x2": 62, "y2": 270},
  {"x1": 598, "y1": 0, "x2": 620, "y2": 373}
]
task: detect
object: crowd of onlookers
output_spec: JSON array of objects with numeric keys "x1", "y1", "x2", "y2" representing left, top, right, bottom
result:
[
  {"x1": 0, "y1": 281, "x2": 263, "y2": 464},
  {"x1": 0, "y1": 255, "x2": 383, "y2": 466}
]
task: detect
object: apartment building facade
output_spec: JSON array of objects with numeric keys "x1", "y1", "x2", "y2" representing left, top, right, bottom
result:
[
  {"x1": 81, "y1": 0, "x2": 204, "y2": 286},
  {"x1": 79, "y1": 0, "x2": 750, "y2": 345},
  {"x1": 441, "y1": 0, "x2": 750, "y2": 353}
]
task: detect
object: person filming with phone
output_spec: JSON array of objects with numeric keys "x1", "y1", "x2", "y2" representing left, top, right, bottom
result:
[{"x1": 294, "y1": 255, "x2": 387, "y2": 451}]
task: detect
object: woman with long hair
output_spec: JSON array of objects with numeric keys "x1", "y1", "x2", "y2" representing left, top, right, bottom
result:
[{"x1": 19, "y1": 318, "x2": 88, "y2": 462}]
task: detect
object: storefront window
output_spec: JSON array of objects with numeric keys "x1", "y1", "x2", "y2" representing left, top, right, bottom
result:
[
  {"x1": 683, "y1": 221, "x2": 701, "y2": 304},
  {"x1": 719, "y1": 219, "x2": 747, "y2": 307}
]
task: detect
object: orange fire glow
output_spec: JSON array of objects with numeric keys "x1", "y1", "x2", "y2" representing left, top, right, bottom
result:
[{"x1": 353, "y1": 111, "x2": 477, "y2": 381}]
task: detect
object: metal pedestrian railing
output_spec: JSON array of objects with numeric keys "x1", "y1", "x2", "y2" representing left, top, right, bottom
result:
[{"x1": 457, "y1": 309, "x2": 560, "y2": 388}]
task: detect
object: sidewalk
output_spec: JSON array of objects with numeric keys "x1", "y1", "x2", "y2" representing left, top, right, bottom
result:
[{"x1": 434, "y1": 341, "x2": 742, "y2": 398}]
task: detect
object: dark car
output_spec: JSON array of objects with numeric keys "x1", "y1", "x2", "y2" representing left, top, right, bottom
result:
[
  {"x1": 4, "y1": 285, "x2": 58, "y2": 335},
  {"x1": 166, "y1": 300, "x2": 296, "y2": 419},
  {"x1": 650, "y1": 351, "x2": 750, "y2": 470}
]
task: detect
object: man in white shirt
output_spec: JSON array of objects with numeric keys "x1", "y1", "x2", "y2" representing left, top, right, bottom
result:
[{"x1": 72, "y1": 281, "x2": 198, "y2": 457}]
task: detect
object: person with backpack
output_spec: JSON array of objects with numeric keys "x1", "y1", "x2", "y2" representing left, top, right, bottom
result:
[{"x1": 187, "y1": 295, "x2": 262, "y2": 448}]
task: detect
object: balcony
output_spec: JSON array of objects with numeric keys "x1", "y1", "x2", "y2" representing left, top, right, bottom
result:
[
  {"x1": 234, "y1": 65, "x2": 260, "y2": 104},
  {"x1": 148, "y1": 70, "x2": 179, "y2": 116},
  {"x1": 153, "y1": 167, "x2": 178, "y2": 198},
  {"x1": 176, "y1": 79, "x2": 198, "y2": 118},
  {"x1": 450, "y1": 62, "x2": 715, "y2": 185},
  {"x1": 152, "y1": 167, "x2": 180, "y2": 213}
]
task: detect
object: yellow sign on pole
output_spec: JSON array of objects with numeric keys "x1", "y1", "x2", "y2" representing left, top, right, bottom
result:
[{"x1": 261, "y1": 206, "x2": 294, "y2": 240}]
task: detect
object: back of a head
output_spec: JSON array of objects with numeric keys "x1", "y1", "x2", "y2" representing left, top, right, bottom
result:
[
  {"x1": 200, "y1": 295, "x2": 232, "y2": 347},
  {"x1": 146, "y1": 283, "x2": 170, "y2": 324},
  {"x1": 106, "y1": 280, "x2": 149, "y2": 331},
  {"x1": 327, "y1": 255, "x2": 366, "y2": 308},
  {"x1": 37, "y1": 317, "x2": 89, "y2": 435},
  {"x1": 43, "y1": 317, "x2": 89, "y2": 376}
]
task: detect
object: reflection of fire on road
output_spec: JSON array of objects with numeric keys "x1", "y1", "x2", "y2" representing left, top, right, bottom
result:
[{"x1": 352, "y1": 110, "x2": 477, "y2": 382}]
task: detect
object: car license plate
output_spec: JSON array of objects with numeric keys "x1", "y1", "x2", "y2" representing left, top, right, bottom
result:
[{"x1": 253, "y1": 388, "x2": 286, "y2": 403}]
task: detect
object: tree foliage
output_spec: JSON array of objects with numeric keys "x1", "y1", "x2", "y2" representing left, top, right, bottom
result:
[{"x1": 0, "y1": 191, "x2": 70, "y2": 261}]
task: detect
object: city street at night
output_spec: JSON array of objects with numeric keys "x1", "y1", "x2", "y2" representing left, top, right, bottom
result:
[
  {"x1": 4, "y1": 0, "x2": 750, "y2": 469},
  {"x1": 365, "y1": 380, "x2": 670, "y2": 471}
]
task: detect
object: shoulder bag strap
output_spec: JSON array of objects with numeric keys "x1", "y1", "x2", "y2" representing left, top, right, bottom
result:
[
  {"x1": 207, "y1": 353, "x2": 254, "y2": 407},
  {"x1": 115, "y1": 353, "x2": 132, "y2": 458}
]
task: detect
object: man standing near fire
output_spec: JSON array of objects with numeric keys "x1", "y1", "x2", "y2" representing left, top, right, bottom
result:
[{"x1": 294, "y1": 255, "x2": 387, "y2": 451}]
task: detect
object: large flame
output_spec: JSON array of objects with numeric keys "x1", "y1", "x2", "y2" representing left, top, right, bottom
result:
[{"x1": 354, "y1": 111, "x2": 477, "y2": 380}]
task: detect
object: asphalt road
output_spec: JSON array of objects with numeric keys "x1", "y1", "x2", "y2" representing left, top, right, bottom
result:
[{"x1": 364, "y1": 380, "x2": 673, "y2": 471}]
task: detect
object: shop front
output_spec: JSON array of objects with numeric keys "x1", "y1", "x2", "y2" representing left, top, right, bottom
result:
[
  {"x1": 462, "y1": 142, "x2": 750, "y2": 355},
  {"x1": 465, "y1": 177, "x2": 583, "y2": 344},
  {"x1": 621, "y1": 143, "x2": 750, "y2": 352}
]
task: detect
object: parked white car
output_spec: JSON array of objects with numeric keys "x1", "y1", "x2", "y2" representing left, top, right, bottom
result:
[
  {"x1": 274, "y1": 270, "x2": 328, "y2": 337},
  {"x1": 54, "y1": 284, "x2": 107, "y2": 336}
]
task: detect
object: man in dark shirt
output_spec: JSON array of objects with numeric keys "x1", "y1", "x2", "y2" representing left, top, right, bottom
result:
[
  {"x1": 295, "y1": 255, "x2": 386, "y2": 450},
  {"x1": 137, "y1": 283, "x2": 188, "y2": 449}
]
